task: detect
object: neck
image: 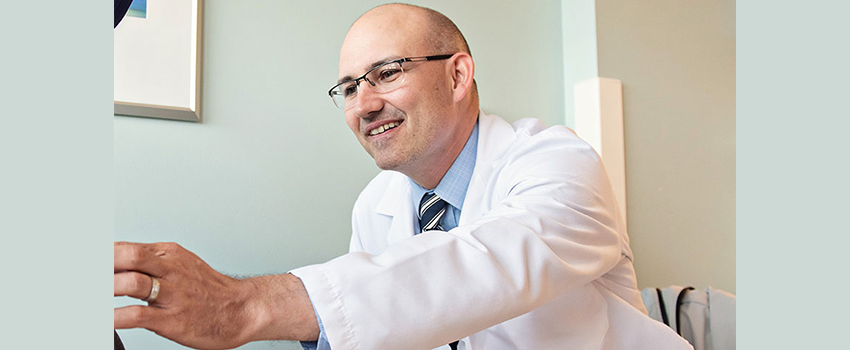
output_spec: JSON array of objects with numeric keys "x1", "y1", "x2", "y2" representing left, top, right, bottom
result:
[
  {"x1": 407, "y1": 108, "x2": 478, "y2": 190},
  {"x1": 409, "y1": 147, "x2": 462, "y2": 190}
]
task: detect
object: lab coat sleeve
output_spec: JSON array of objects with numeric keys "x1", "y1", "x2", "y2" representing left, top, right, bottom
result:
[{"x1": 291, "y1": 128, "x2": 626, "y2": 349}]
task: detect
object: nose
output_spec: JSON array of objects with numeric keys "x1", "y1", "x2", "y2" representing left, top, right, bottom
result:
[{"x1": 352, "y1": 82, "x2": 384, "y2": 118}]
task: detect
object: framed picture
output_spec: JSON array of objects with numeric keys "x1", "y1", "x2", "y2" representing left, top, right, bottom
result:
[{"x1": 114, "y1": 0, "x2": 204, "y2": 122}]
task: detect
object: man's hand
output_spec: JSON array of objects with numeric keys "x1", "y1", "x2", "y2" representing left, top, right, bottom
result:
[{"x1": 114, "y1": 242, "x2": 319, "y2": 349}]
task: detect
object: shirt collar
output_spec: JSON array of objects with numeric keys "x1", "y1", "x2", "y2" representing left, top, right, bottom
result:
[{"x1": 410, "y1": 120, "x2": 479, "y2": 210}]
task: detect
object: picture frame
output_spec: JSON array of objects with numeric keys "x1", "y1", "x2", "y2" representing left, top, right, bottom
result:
[{"x1": 114, "y1": 0, "x2": 204, "y2": 122}]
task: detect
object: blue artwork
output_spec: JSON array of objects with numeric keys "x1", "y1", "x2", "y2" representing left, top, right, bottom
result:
[{"x1": 127, "y1": 0, "x2": 147, "y2": 19}]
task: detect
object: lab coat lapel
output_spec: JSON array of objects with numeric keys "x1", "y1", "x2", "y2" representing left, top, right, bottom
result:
[
  {"x1": 459, "y1": 112, "x2": 517, "y2": 225},
  {"x1": 374, "y1": 173, "x2": 417, "y2": 245}
]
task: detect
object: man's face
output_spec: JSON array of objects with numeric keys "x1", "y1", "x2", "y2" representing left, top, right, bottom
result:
[{"x1": 338, "y1": 10, "x2": 463, "y2": 176}]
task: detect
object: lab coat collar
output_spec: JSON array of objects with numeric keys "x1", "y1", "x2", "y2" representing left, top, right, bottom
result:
[
  {"x1": 375, "y1": 171, "x2": 411, "y2": 216},
  {"x1": 469, "y1": 111, "x2": 516, "y2": 182},
  {"x1": 458, "y1": 111, "x2": 516, "y2": 225},
  {"x1": 374, "y1": 172, "x2": 416, "y2": 245}
]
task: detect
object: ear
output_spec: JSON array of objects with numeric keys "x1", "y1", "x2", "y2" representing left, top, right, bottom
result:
[{"x1": 448, "y1": 53, "x2": 475, "y2": 102}]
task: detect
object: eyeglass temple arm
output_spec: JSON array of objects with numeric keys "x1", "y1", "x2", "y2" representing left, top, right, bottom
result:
[{"x1": 402, "y1": 54, "x2": 455, "y2": 63}]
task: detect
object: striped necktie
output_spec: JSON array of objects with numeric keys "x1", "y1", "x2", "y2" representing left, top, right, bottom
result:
[
  {"x1": 417, "y1": 192, "x2": 460, "y2": 350},
  {"x1": 418, "y1": 192, "x2": 448, "y2": 232}
]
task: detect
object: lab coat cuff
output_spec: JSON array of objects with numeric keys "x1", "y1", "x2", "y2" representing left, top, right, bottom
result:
[
  {"x1": 298, "y1": 290, "x2": 331, "y2": 350},
  {"x1": 290, "y1": 264, "x2": 357, "y2": 349}
]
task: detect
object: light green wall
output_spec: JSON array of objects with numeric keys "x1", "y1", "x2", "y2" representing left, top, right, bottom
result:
[
  {"x1": 561, "y1": 0, "x2": 599, "y2": 127},
  {"x1": 595, "y1": 0, "x2": 736, "y2": 293},
  {"x1": 114, "y1": 1, "x2": 563, "y2": 349}
]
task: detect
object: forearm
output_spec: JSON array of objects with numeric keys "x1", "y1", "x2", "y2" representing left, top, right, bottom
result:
[{"x1": 243, "y1": 273, "x2": 320, "y2": 342}]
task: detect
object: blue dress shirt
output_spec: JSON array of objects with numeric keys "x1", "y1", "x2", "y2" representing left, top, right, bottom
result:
[{"x1": 301, "y1": 121, "x2": 479, "y2": 350}]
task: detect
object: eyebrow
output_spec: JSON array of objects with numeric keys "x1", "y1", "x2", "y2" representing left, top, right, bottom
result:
[{"x1": 336, "y1": 56, "x2": 400, "y2": 85}]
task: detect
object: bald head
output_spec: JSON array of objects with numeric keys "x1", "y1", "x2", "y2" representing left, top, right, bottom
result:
[{"x1": 354, "y1": 4, "x2": 471, "y2": 58}]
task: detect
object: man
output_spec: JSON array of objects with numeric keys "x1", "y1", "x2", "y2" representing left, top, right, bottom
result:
[{"x1": 114, "y1": 4, "x2": 691, "y2": 349}]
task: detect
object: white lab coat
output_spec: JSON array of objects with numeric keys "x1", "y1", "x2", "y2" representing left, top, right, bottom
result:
[{"x1": 291, "y1": 112, "x2": 691, "y2": 349}]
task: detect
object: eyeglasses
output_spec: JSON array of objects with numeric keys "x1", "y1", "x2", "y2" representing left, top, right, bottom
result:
[{"x1": 328, "y1": 54, "x2": 455, "y2": 109}]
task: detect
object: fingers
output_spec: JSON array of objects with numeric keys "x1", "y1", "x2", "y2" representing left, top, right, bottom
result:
[
  {"x1": 114, "y1": 242, "x2": 169, "y2": 276},
  {"x1": 114, "y1": 305, "x2": 163, "y2": 330},
  {"x1": 114, "y1": 271, "x2": 157, "y2": 300}
]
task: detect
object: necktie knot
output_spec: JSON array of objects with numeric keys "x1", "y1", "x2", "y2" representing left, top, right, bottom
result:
[{"x1": 419, "y1": 192, "x2": 448, "y2": 232}]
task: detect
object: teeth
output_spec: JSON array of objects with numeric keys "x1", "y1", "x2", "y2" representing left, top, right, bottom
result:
[{"x1": 369, "y1": 121, "x2": 400, "y2": 136}]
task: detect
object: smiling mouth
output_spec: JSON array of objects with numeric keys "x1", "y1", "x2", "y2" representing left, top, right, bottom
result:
[{"x1": 368, "y1": 121, "x2": 402, "y2": 136}]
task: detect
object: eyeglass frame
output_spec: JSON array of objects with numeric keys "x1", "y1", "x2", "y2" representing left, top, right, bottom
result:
[{"x1": 328, "y1": 54, "x2": 455, "y2": 109}]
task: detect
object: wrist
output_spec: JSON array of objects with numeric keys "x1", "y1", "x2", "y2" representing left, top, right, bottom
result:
[
  {"x1": 234, "y1": 277, "x2": 271, "y2": 343},
  {"x1": 240, "y1": 274, "x2": 320, "y2": 342}
]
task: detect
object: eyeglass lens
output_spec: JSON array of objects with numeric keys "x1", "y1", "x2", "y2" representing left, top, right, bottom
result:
[{"x1": 331, "y1": 61, "x2": 405, "y2": 109}]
